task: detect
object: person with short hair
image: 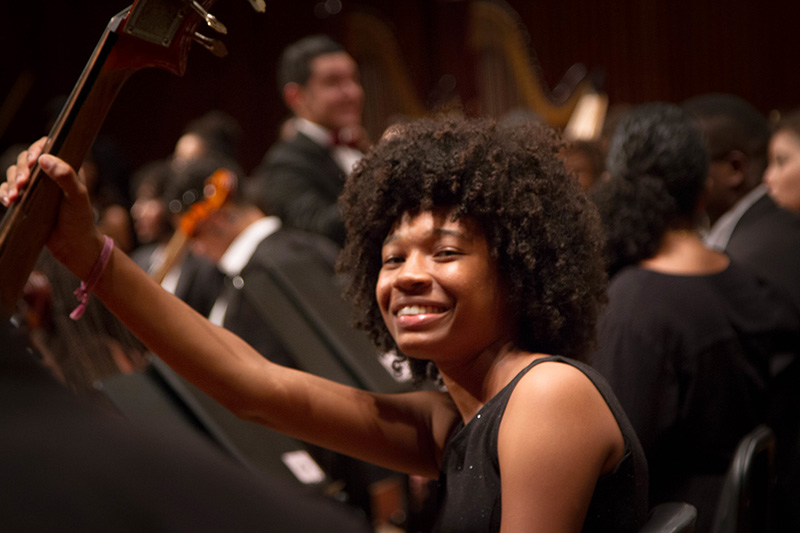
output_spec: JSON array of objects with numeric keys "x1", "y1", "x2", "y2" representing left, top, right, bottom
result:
[{"x1": 253, "y1": 35, "x2": 366, "y2": 247}]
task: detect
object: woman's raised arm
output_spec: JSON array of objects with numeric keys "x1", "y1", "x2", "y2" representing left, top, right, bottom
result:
[{"x1": 2, "y1": 143, "x2": 458, "y2": 478}]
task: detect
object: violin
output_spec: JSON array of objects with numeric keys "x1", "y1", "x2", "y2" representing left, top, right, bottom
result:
[
  {"x1": 148, "y1": 168, "x2": 236, "y2": 283},
  {"x1": 0, "y1": 0, "x2": 264, "y2": 320}
]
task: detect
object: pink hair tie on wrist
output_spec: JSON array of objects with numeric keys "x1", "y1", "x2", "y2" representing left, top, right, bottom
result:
[{"x1": 70, "y1": 235, "x2": 114, "y2": 321}]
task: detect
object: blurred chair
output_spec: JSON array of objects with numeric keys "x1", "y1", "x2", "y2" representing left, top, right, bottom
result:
[
  {"x1": 640, "y1": 502, "x2": 697, "y2": 533},
  {"x1": 711, "y1": 425, "x2": 776, "y2": 533}
]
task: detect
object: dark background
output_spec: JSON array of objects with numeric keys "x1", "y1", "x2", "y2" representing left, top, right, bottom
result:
[{"x1": 2, "y1": 0, "x2": 798, "y2": 177}]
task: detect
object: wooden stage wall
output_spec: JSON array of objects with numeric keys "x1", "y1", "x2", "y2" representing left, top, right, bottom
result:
[{"x1": 2, "y1": 0, "x2": 798, "y2": 175}]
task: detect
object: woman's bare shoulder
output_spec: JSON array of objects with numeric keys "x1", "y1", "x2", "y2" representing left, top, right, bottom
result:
[{"x1": 498, "y1": 358, "x2": 622, "y2": 460}]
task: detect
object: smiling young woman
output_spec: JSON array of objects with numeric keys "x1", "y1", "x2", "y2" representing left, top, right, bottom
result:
[
  {"x1": 3, "y1": 116, "x2": 648, "y2": 532},
  {"x1": 337, "y1": 116, "x2": 648, "y2": 531}
]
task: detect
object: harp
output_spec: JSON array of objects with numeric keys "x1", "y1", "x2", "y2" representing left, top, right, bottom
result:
[
  {"x1": 344, "y1": 10, "x2": 427, "y2": 142},
  {"x1": 467, "y1": 0, "x2": 601, "y2": 129}
]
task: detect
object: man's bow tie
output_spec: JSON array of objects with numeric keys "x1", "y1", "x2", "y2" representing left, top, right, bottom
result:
[{"x1": 330, "y1": 130, "x2": 360, "y2": 149}]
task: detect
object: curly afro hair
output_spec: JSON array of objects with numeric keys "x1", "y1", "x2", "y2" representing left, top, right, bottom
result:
[{"x1": 337, "y1": 115, "x2": 608, "y2": 380}]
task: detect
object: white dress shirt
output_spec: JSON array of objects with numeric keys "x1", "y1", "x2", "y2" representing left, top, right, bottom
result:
[
  {"x1": 294, "y1": 118, "x2": 362, "y2": 174},
  {"x1": 208, "y1": 216, "x2": 282, "y2": 326},
  {"x1": 705, "y1": 185, "x2": 768, "y2": 251}
]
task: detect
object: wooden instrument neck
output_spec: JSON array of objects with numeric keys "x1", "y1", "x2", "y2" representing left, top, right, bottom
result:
[{"x1": 0, "y1": 24, "x2": 137, "y2": 319}]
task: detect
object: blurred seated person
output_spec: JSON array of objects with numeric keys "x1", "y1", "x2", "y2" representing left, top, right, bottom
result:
[
  {"x1": 127, "y1": 158, "x2": 223, "y2": 318},
  {"x1": 171, "y1": 109, "x2": 243, "y2": 172},
  {"x1": 131, "y1": 110, "x2": 243, "y2": 313},
  {"x1": 501, "y1": 110, "x2": 605, "y2": 191},
  {"x1": 683, "y1": 94, "x2": 771, "y2": 231},
  {"x1": 560, "y1": 139, "x2": 606, "y2": 191},
  {"x1": 684, "y1": 94, "x2": 800, "y2": 319},
  {"x1": 163, "y1": 154, "x2": 340, "y2": 367},
  {"x1": 130, "y1": 159, "x2": 173, "y2": 258},
  {"x1": 253, "y1": 35, "x2": 367, "y2": 247},
  {"x1": 590, "y1": 102, "x2": 799, "y2": 531},
  {"x1": 161, "y1": 153, "x2": 395, "y2": 520},
  {"x1": 759, "y1": 107, "x2": 800, "y2": 531}
]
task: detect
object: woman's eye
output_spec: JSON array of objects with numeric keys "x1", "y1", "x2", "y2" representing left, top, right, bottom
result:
[
  {"x1": 382, "y1": 256, "x2": 403, "y2": 265},
  {"x1": 435, "y1": 249, "x2": 462, "y2": 258}
]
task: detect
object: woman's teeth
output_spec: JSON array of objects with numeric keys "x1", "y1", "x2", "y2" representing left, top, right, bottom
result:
[{"x1": 397, "y1": 305, "x2": 443, "y2": 317}]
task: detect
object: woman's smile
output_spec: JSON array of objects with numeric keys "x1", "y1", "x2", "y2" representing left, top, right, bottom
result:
[{"x1": 394, "y1": 302, "x2": 450, "y2": 328}]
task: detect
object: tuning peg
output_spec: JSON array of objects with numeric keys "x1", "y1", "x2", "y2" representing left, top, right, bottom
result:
[
  {"x1": 190, "y1": 1, "x2": 228, "y2": 35},
  {"x1": 247, "y1": 0, "x2": 266, "y2": 12},
  {"x1": 193, "y1": 32, "x2": 229, "y2": 58}
]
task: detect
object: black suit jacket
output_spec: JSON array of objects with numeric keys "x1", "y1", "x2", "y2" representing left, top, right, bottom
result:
[
  {"x1": 220, "y1": 227, "x2": 341, "y2": 368},
  {"x1": 725, "y1": 193, "x2": 800, "y2": 316},
  {"x1": 256, "y1": 132, "x2": 347, "y2": 247}
]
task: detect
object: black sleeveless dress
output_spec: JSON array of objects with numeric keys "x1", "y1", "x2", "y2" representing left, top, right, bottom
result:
[{"x1": 432, "y1": 356, "x2": 648, "y2": 532}]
